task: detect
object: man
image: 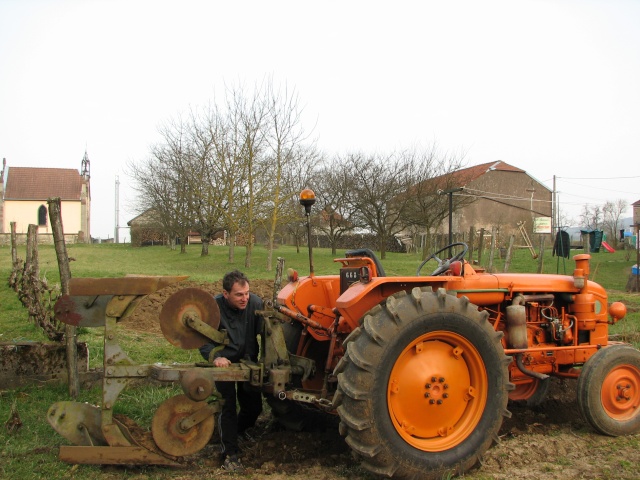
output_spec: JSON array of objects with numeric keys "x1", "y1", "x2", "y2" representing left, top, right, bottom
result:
[{"x1": 199, "y1": 270, "x2": 264, "y2": 472}]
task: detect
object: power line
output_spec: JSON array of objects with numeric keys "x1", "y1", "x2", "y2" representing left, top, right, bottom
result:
[
  {"x1": 461, "y1": 188, "x2": 552, "y2": 204},
  {"x1": 558, "y1": 178, "x2": 638, "y2": 196},
  {"x1": 557, "y1": 175, "x2": 640, "y2": 180}
]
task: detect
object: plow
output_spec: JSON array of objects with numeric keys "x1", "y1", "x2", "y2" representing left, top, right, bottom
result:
[{"x1": 49, "y1": 277, "x2": 256, "y2": 465}]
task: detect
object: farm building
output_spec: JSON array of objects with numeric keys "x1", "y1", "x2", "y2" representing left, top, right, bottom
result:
[
  {"x1": 0, "y1": 152, "x2": 91, "y2": 243},
  {"x1": 438, "y1": 160, "x2": 553, "y2": 237},
  {"x1": 127, "y1": 209, "x2": 165, "y2": 246}
]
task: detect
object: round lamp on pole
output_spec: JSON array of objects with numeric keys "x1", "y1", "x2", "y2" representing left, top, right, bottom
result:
[
  {"x1": 299, "y1": 189, "x2": 316, "y2": 276},
  {"x1": 299, "y1": 188, "x2": 316, "y2": 215}
]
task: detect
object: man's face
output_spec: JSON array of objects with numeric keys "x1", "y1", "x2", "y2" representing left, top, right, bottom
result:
[{"x1": 223, "y1": 281, "x2": 250, "y2": 310}]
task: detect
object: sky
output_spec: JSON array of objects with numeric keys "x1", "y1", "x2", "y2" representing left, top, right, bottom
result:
[{"x1": 1, "y1": 0, "x2": 639, "y2": 240}]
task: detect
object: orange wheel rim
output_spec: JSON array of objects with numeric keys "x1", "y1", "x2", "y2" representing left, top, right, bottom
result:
[
  {"x1": 387, "y1": 331, "x2": 487, "y2": 452},
  {"x1": 600, "y1": 364, "x2": 640, "y2": 420}
]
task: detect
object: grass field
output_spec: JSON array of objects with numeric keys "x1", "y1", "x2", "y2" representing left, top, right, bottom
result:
[{"x1": 1, "y1": 242, "x2": 639, "y2": 479}]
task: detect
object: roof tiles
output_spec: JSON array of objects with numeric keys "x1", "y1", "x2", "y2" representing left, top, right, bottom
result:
[{"x1": 4, "y1": 167, "x2": 84, "y2": 201}]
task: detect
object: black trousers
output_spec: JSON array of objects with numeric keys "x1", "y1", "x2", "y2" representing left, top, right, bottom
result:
[{"x1": 215, "y1": 380, "x2": 263, "y2": 458}]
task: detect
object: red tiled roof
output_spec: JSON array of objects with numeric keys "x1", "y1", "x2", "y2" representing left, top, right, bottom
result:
[
  {"x1": 416, "y1": 160, "x2": 525, "y2": 192},
  {"x1": 447, "y1": 160, "x2": 525, "y2": 186},
  {"x1": 4, "y1": 167, "x2": 84, "y2": 201}
]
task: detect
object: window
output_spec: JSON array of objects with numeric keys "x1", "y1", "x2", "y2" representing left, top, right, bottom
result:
[{"x1": 38, "y1": 205, "x2": 47, "y2": 226}]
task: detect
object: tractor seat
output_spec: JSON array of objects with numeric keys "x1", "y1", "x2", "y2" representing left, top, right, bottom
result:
[{"x1": 345, "y1": 248, "x2": 386, "y2": 277}]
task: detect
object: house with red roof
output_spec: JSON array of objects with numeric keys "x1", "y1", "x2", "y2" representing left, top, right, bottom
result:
[
  {"x1": 433, "y1": 160, "x2": 553, "y2": 238},
  {"x1": 0, "y1": 152, "x2": 91, "y2": 243}
]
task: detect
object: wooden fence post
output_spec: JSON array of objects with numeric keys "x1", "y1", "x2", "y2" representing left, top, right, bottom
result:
[
  {"x1": 487, "y1": 226, "x2": 497, "y2": 272},
  {"x1": 503, "y1": 234, "x2": 516, "y2": 272},
  {"x1": 48, "y1": 197, "x2": 79, "y2": 398},
  {"x1": 9, "y1": 221, "x2": 20, "y2": 290},
  {"x1": 467, "y1": 225, "x2": 475, "y2": 263},
  {"x1": 478, "y1": 228, "x2": 486, "y2": 265},
  {"x1": 537, "y1": 235, "x2": 546, "y2": 273},
  {"x1": 25, "y1": 225, "x2": 41, "y2": 316},
  {"x1": 10, "y1": 221, "x2": 17, "y2": 265}
]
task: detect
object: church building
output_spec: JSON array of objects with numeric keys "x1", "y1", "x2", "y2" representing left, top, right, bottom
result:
[{"x1": 0, "y1": 151, "x2": 91, "y2": 243}]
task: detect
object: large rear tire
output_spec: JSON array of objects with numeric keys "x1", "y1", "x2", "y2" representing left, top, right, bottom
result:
[
  {"x1": 335, "y1": 288, "x2": 512, "y2": 479},
  {"x1": 577, "y1": 344, "x2": 640, "y2": 436}
]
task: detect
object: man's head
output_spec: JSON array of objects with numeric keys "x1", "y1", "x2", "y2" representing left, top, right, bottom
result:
[{"x1": 222, "y1": 270, "x2": 250, "y2": 310}]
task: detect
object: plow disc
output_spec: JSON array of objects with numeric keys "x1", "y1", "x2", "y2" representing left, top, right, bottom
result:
[
  {"x1": 152, "y1": 394, "x2": 216, "y2": 456},
  {"x1": 159, "y1": 287, "x2": 221, "y2": 349}
]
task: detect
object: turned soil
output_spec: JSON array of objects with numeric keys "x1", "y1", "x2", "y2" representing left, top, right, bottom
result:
[{"x1": 118, "y1": 280, "x2": 640, "y2": 480}]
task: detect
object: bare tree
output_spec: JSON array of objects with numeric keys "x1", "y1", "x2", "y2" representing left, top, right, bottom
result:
[
  {"x1": 343, "y1": 152, "x2": 416, "y2": 259},
  {"x1": 400, "y1": 146, "x2": 470, "y2": 256},
  {"x1": 310, "y1": 159, "x2": 360, "y2": 255},
  {"x1": 189, "y1": 106, "x2": 230, "y2": 256},
  {"x1": 603, "y1": 199, "x2": 628, "y2": 242},
  {"x1": 260, "y1": 82, "x2": 318, "y2": 270},
  {"x1": 219, "y1": 82, "x2": 271, "y2": 268},
  {"x1": 580, "y1": 204, "x2": 603, "y2": 231},
  {"x1": 210, "y1": 95, "x2": 247, "y2": 264},
  {"x1": 128, "y1": 116, "x2": 195, "y2": 252}
]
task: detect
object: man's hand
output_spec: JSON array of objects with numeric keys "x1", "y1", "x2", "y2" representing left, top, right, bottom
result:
[{"x1": 213, "y1": 357, "x2": 231, "y2": 368}]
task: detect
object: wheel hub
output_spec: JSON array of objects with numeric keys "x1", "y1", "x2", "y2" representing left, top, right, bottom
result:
[
  {"x1": 601, "y1": 365, "x2": 640, "y2": 420},
  {"x1": 424, "y1": 376, "x2": 449, "y2": 404}
]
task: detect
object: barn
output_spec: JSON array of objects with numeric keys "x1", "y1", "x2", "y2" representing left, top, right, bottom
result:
[{"x1": 441, "y1": 160, "x2": 553, "y2": 238}]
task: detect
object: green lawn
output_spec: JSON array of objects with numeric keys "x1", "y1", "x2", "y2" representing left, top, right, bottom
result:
[{"x1": 1, "y1": 242, "x2": 638, "y2": 479}]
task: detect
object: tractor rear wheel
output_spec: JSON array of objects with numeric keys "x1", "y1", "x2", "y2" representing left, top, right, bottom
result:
[
  {"x1": 577, "y1": 344, "x2": 640, "y2": 436},
  {"x1": 334, "y1": 288, "x2": 512, "y2": 479}
]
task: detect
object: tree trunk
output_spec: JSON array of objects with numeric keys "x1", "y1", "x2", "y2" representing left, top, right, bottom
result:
[
  {"x1": 266, "y1": 235, "x2": 274, "y2": 271},
  {"x1": 379, "y1": 236, "x2": 387, "y2": 260},
  {"x1": 245, "y1": 231, "x2": 253, "y2": 268},
  {"x1": 228, "y1": 230, "x2": 236, "y2": 263},
  {"x1": 180, "y1": 235, "x2": 187, "y2": 254},
  {"x1": 48, "y1": 197, "x2": 79, "y2": 398},
  {"x1": 201, "y1": 239, "x2": 210, "y2": 256}
]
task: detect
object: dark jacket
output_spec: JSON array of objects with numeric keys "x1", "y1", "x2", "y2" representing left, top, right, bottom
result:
[{"x1": 199, "y1": 292, "x2": 264, "y2": 363}]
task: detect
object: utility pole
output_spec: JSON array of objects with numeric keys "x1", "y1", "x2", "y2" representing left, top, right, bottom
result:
[
  {"x1": 440, "y1": 187, "x2": 463, "y2": 256},
  {"x1": 115, "y1": 175, "x2": 120, "y2": 243},
  {"x1": 552, "y1": 175, "x2": 557, "y2": 235}
]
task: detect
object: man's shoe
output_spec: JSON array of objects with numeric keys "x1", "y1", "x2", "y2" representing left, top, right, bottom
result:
[
  {"x1": 238, "y1": 429, "x2": 257, "y2": 444},
  {"x1": 222, "y1": 455, "x2": 244, "y2": 473}
]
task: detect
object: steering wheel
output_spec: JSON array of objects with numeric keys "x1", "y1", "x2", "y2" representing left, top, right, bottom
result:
[{"x1": 416, "y1": 242, "x2": 469, "y2": 276}]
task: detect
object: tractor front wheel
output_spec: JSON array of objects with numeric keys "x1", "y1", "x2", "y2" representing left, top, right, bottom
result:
[
  {"x1": 577, "y1": 344, "x2": 640, "y2": 436},
  {"x1": 335, "y1": 288, "x2": 512, "y2": 479}
]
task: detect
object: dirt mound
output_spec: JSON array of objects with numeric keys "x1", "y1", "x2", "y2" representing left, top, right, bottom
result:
[{"x1": 121, "y1": 279, "x2": 276, "y2": 335}]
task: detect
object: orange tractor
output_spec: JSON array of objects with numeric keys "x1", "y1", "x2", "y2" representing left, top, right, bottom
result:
[{"x1": 49, "y1": 189, "x2": 640, "y2": 479}]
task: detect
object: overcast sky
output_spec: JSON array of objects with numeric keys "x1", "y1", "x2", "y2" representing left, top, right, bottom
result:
[{"x1": 1, "y1": 0, "x2": 638, "y2": 240}]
